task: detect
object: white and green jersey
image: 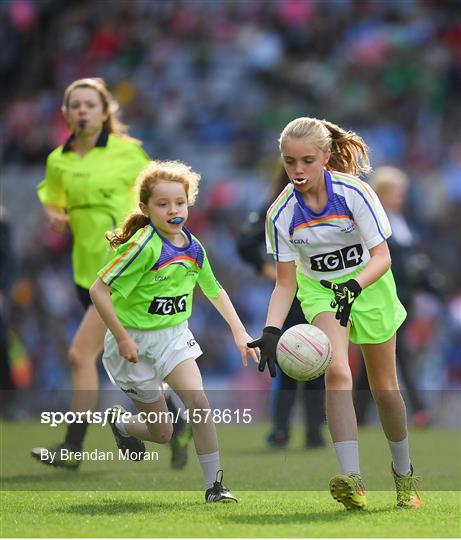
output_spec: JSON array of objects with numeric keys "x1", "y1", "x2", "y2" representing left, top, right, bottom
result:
[
  {"x1": 98, "y1": 224, "x2": 221, "y2": 330},
  {"x1": 265, "y1": 170, "x2": 392, "y2": 280}
]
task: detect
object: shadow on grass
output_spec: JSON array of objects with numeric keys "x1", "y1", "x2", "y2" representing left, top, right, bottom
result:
[
  {"x1": 0, "y1": 469, "x2": 113, "y2": 491},
  {"x1": 64, "y1": 499, "x2": 203, "y2": 516},
  {"x1": 1, "y1": 470, "x2": 109, "y2": 487},
  {"x1": 236, "y1": 447, "x2": 330, "y2": 457},
  {"x1": 222, "y1": 507, "x2": 393, "y2": 526}
]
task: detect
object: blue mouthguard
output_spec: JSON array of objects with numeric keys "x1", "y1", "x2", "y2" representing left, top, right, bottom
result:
[{"x1": 168, "y1": 217, "x2": 184, "y2": 224}]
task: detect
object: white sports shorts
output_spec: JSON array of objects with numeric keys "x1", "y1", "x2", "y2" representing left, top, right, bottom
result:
[{"x1": 102, "y1": 322, "x2": 202, "y2": 403}]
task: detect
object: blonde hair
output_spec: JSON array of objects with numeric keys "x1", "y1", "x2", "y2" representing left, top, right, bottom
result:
[
  {"x1": 62, "y1": 77, "x2": 140, "y2": 144},
  {"x1": 278, "y1": 117, "x2": 371, "y2": 177},
  {"x1": 108, "y1": 160, "x2": 201, "y2": 248},
  {"x1": 369, "y1": 166, "x2": 408, "y2": 196}
]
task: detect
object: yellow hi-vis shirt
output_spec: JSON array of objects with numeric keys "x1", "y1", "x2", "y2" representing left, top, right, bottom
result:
[{"x1": 37, "y1": 131, "x2": 150, "y2": 289}]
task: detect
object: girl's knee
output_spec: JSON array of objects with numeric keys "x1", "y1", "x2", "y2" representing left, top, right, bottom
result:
[
  {"x1": 148, "y1": 422, "x2": 173, "y2": 444},
  {"x1": 326, "y1": 360, "x2": 352, "y2": 389},
  {"x1": 372, "y1": 388, "x2": 402, "y2": 408},
  {"x1": 370, "y1": 373, "x2": 400, "y2": 394},
  {"x1": 183, "y1": 391, "x2": 209, "y2": 412},
  {"x1": 68, "y1": 345, "x2": 98, "y2": 371},
  {"x1": 68, "y1": 346, "x2": 84, "y2": 370}
]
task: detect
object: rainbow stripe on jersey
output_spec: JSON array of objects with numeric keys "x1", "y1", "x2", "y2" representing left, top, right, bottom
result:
[
  {"x1": 100, "y1": 226, "x2": 155, "y2": 286},
  {"x1": 265, "y1": 170, "x2": 392, "y2": 279},
  {"x1": 98, "y1": 224, "x2": 221, "y2": 330}
]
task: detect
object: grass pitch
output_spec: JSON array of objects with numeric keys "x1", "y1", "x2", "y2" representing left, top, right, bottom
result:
[
  {"x1": 1, "y1": 421, "x2": 460, "y2": 537},
  {"x1": 2, "y1": 490, "x2": 460, "y2": 538}
]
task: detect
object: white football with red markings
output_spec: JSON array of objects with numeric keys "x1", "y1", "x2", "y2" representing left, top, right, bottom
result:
[{"x1": 276, "y1": 324, "x2": 332, "y2": 381}]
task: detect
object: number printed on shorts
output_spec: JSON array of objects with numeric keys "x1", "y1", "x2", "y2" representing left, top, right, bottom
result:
[
  {"x1": 310, "y1": 244, "x2": 363, "y2": 272},
  {"x1": 148, "y1": 294, "x2": 188, "y2": 315}
]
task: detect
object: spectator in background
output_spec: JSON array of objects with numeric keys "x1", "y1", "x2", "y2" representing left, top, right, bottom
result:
[
  {"x1": 355, "y1": 166, "x2": 442, "y2": 427},
  {"x1": 237, "y1": 161, "x2": 325, "y2": 449},
  {"x1": 0, "y1": 207, "x2": 15, "y2": 416}
]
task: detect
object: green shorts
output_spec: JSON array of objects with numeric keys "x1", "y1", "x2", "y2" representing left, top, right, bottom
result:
[{"x1": 296, "y1": 267, "x2": 407, "y2": 345}]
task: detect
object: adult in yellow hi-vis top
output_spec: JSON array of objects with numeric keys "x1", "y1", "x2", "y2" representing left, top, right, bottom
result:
[{"x1": 32, "y1": 78, "x2": 149, "y2": 468}]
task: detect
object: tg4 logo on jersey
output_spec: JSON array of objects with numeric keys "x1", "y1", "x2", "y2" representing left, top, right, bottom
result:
[
  {"x1": 148, "y1": 294, "x2": 188, "y2": 315},
  {"x1": 310, "y1": 244, "x2": 363, "y2": 272}
]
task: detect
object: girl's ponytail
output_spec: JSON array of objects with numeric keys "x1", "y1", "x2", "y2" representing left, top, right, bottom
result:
[
  {"x1": 106, "y1": 212, "x2": 150, "y2": 249},
  {"x1": 322, "y1": 120, "x2": 371, "y2": 177}
]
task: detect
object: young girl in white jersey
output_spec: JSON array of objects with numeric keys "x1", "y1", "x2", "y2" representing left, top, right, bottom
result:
[
  {"x1": 90, "y1": 160, "x2": 258, "y2": 502},
  {"x1": 249, "y1": 117, "x2": 421, "y2": 510}
]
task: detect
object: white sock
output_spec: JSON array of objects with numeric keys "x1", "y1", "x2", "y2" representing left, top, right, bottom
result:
[
  {"x1": 334, "y1": 440, "x2": 360, "y2": 475},
  {"x1": 116, "y1": 416, "x2": 131, "y2": 437},
  {"x1": 198, "y1": 451, "x2": 220, "y2": 489},
  {"x1": 388, "y1": 436, "x2": 411, "y2": 476}
]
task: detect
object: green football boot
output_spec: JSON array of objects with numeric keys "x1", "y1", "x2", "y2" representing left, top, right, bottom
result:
[
  {"x1": 31, "y1": 442, "x2": 81, "y2": 470},
  {"x1": 329, "y1": 473, "x2": 367, "y2": 510},
  {"x1": 392, "y1": 464, "x2": 422, "y2": 508}
]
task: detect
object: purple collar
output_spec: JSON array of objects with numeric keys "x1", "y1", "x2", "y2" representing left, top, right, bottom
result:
[
  {"x1": 293, "y1": 170, "x2": 333, "y2": 217},
  {"x1": 149, "y1": 222, "x2": 192, "y2": 252}
]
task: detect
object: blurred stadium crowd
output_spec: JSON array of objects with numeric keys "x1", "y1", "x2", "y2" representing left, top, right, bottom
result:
[{"x1": 1, "y1": 0, "x2": 460, "y2": 418}]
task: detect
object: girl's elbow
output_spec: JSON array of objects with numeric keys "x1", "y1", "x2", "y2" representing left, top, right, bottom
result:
[
  {"x1": 386, "y1": 254, "x2": 392, "y2": 271},
  {"x1": 275, "y1": 282, "x2": 297, "y2": 299}
]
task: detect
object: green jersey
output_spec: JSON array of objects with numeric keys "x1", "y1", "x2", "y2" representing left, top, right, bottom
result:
[
  {"x1": 37, "y1": 131, "x2": 150, "y2": 289},
  {"x1": 98, "y1": 224, "x2": 222, "y2": 330}
]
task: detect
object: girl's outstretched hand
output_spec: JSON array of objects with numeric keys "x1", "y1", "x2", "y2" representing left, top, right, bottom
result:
[
  {"x1": 233, "y1": 329, "x2": 260, "y2": 367},
  {"x1": 247, "y1": 326, "x2": 281, "y2": 378}
]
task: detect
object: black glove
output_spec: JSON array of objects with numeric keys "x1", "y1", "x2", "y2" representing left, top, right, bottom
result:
[
  {"x1": 320, "y1": 279, "x2": 362, "y2": 327},
  {"x1": 247, "y1": 326, "x2": 281, "y2": 378}
]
